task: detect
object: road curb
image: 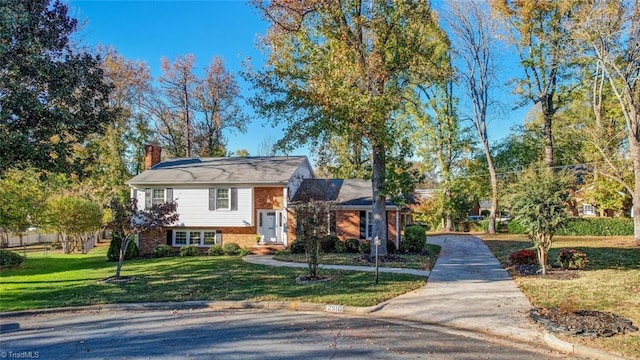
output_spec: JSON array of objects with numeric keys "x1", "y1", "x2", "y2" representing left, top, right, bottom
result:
[
  {"x1": 1, "y1": 301, "x2": 629, "y2": 359},
  {"x1": 543, "y1": 331, "x2": 630, "y2": 360}
]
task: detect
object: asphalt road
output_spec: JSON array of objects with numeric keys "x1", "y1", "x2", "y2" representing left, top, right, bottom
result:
[{"x1": 0, "y1": 308, "x2": 573, "y2": 359}]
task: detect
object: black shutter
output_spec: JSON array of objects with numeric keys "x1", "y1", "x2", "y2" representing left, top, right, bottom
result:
[
  {"x1": 166, "y1": 188, "x2": 173, "y2": 202},
  {"x1": 145, "y1": 188, "x2": 152, "y2": 209},
  {"x1": 359, "y1": 211, "x2": 366, "y2": 239},
  {"x1": 166, "y1": 229, "x2": 173, "y2": 245},
  {"x1": 230, "y1": 188, "x2": 238, "y2": 211},
  {"x1": 208, "y1": 188, "x2": 215, "y2": 210}
]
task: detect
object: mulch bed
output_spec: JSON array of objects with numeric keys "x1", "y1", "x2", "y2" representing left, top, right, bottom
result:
[
  {"x1": 531, "y1": 307, "x2": 638, "y2": 337},
  {"x1": 295, "y1": 275, "x2": 332, "y2": 284},
  {"x1": 98, "y1": 276, "x2": 137, "y2": 284},
  {"x1": 512, "y1": 264, "x2": 582, "y2": 280}
]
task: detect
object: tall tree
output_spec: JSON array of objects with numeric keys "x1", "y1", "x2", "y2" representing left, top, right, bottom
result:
[
  {"x1": 492, "y1": 0, "x2": 577, "y2": 168},
  {"x1": 573, "y1": 0, "x2": 640, "y2": 241},
  {"x1": 446, "y1": 0, "x2": 501, "y2": 233},
  {"x1": 158, "y1": 54, "x2": 198, "y2": 157},
  {"x1": 248, "y1": 0, "x2": 448, "y2": 256},
  {"x1": 0, "y1": 0, "x2": 115, "y2": 175},
  {"x1": 193, "y1": 56, "x2": 249, "y2": 157}
]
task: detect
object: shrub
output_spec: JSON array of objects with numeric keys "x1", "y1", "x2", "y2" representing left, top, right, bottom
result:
[
  {"x1": 558, "y1": 249, "x2": 589, "y2": 270},
  {"x1": 320, "y1": 235, "x2": 339, "y2": 253},
  {"x1": 334, "y1": 240, "x2": 347, "y2": 253},
  {"x1": 401, "y1": 225, "x2": 427, "y2": 254},
  {"x1": 207, "y1": 244, "x2": 224, "y2": 256},
  {"x1": 509, "y1": 217, "x2": 634, "y2": 236},
  {"x1": 509, "y1": 249, "x2": 537, "y2": 266},
  {"x1": 358, "y1": 240, "x2": 371, "y2": 254},
  {"x1": 223, "y1": 242, "x2": 241, "y2": 256},
  {"x1": 386, "y1": 239, "x2": 396, "y2": 254},
  {"x1": 153, "y1": 244, "x2": 172, "y2": 258},
  {"x1": 288, "y1": 240, "x2": 306, "y2": 254},
  {"x1": 345, "y1": 238, "x2": 360, "y2": 253},
  {"x1": 107, "y1": 233, "x2": 139, "y2": 261},
  {"x1": 179, "y1": 245, "x2": 199, "y2": 257},
  {"x1": 238, "y1": 247, "x2": 251, "y2": 256},
  {"x1": 0, "y1": 249, "x2": 24, "y2": 268}
]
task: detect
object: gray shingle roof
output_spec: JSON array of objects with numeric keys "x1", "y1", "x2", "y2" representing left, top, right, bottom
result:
[
  {"x1": 291, "y1": 179, "x2": 397, "y2": 206},
  {"x1": 126, "y1": 156, "x2": 311, "y2": 185}
]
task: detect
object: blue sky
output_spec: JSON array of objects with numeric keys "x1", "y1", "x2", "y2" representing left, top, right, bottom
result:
[{"x1": 67, "y1": 0, "x2": 528, "y2": 160}]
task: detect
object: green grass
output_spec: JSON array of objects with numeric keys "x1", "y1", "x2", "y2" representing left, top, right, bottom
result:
[
  {"x1": 272, "y1": 244, "x2": 441, "y2": 271},
  {"x1": 0, "y1": 246, "x2": 426, "y2": 312},
  {"x1": 481, "y1": 234, "x2": 640, "y2": 360}
]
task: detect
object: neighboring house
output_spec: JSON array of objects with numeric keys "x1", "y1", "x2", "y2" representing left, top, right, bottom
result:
[
  {"x1": 290, "y1": 179, "x2": 411, "y2": 249},
  {"x1": 126, "y1": 145, "x2": 416, "y2": 255},
  {"x1": 126, "y1": 145, "x2": 314, "y2": 254}
]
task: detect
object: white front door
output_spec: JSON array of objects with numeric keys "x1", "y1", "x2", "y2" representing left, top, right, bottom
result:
[{"x1": 258, "y1": 210, "x2": 282, "y2": 243}]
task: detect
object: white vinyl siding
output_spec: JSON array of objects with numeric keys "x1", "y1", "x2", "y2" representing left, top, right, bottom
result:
[{"x1": 173, "y1": 187, "x2": 253, "y2": 227}]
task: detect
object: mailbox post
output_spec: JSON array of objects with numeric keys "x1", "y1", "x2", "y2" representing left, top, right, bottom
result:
[{"x1": 374, "y1": 236, "x2": 380, "y2": 284}]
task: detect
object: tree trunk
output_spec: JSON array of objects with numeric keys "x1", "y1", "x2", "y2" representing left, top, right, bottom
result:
[
  {"x1": 115, "y1": 235, "x2": 132, "y2": 278},
  {"x1": 631, "y1": 139, "x2": 640, "y2": 242},
  {"x1": 444, "y1": 187, "x2": 454, "y2": 232},
  {"x1": 543, "y1": 106, "x2": 554, "y2": 168},
  {"x1": 370, "y1": 143, "x2": 387, "y2": 257},
  {"x1": 482, "y1": 139, "x2": 499, "y2": 234}
]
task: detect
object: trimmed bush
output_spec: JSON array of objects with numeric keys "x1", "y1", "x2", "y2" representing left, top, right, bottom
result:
[
  {"x1": 345, "y1": 238, "x2": 360, "y2": 253},
  {"x1": 386, "y1": 239, "x2": 396, "y2": 254},
  {"x1": 207, "y1": 244, "x2": 224, "y2": 256},
  {"x1": 558, "y1": 249, "x2": 589, "y2": 270},
  {"x1": 238, "y1": 247, "x2": 251, "y2": 256},
  {"x1": 358, "y1": 240, "x2": 371, "y2": 254},
  {"x1": 0, "y1": 249, "x2": 24, "y2": 268},
  {"x1": 320, "y1": 235, "x2": 339, "y2": 253},
  {"x1": 509, "y1": 249, "x2": 537, "y2": 266},
  {"x1": 508, "y1": 217, "x2": 633, "y2": 236},
  {"x1": 401, "y1": 225, "x2": 426, "y2": 254},
  {"x1": 107, "y1": 233, "x2": 139, "y2": 261},
  {"x1": 179, "y1": 245, "x2": 199, "y2": 257},
  {"x1": 223, "y1": 242, "x2": 241, "y2": 256},
  {"x1": 153, "y1": 244, "x2": 172, "y2": 258},
  {"x1": 334, "y1": 240, "x2": 347, "y2": 253},
  {"x1": 288, "y1": 240, "x2": 306, "y2": 254}
]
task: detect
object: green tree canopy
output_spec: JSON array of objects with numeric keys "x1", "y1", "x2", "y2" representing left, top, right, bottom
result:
[{"x1": 0, "y1": 0, "x2": 115, "y2": 175}]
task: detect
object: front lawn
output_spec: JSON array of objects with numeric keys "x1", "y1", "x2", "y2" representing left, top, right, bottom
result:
[
  {"x1": 272, "y1": 243, "x2": 441, "y2": 271},
  {"x1": 0, "y1": 246, "x2": 426, "y2": 312},
  {"x1": 482, "y1": 234, "x2": 640, "y2": 360}
]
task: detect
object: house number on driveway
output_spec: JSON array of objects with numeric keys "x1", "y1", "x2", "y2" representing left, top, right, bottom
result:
[{"x1": 325, "y1": 304, "x2": 344, "y2": 313}]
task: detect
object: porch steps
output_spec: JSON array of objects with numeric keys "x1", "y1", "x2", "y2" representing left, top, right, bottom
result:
[{"x1": 249, "y1": 244, "x2": 286, "y2": 255}]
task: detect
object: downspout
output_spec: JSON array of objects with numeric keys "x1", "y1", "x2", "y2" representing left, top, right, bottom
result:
[{"x1": 283, "y1": 187, "x2": 289, "y2": 247}]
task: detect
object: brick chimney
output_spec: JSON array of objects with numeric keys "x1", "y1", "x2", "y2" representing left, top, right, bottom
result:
[{"x1": 144, "y1": 144, "x2": 162, "y2": 170}]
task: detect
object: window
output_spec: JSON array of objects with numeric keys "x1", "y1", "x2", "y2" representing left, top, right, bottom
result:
[
  {"x1": 173, "y1": 229, "x2": 220, "y2": 246},
  {"x1": 216, "y1": 188, "x2": 229, "y2": 210},
  {"x1": 581, "y1": 204, "x2": 596, "y2": 216},
  {"x1": 152, "y1": 189, "x2": 165, "y2": 206},
  {"x1": 209, "y1": 188, "x2": 237, "y2": 211},
  {"x1": 203, "y1": 231, "x2": 218, "y2": 245},
  {"x1": 175, "y1": 231, "x2": 187, "y2": 246},
  {"x1": 189, "y1": 231, "x2": 201, "y2": 246},
  {"x1": 366, "y1": 211, "x2": 373, "y2": 240},
  {"x1": 145, "y1": 188, "x2": 173, "y2": 209}
]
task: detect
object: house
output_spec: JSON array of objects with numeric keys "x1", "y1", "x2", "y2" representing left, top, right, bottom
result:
[
  {"x1": 290, "y1": 179, "x2": 410, "y2": 249},
  {"x1": 126, "y1": 145, "x2": 314, "y2": 254},
  {"x1": 126, "y1": 145, "x2": 412, "y2": 255}
]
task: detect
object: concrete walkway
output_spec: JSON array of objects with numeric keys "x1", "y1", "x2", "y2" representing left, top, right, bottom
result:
[{"x1": 374, "y1": 234, "x2": 543, "y2": 344}]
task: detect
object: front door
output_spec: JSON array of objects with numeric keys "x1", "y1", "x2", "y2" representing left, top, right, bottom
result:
[{"x1": 258, "y1": 210, "x2": 282, "y2": 243}]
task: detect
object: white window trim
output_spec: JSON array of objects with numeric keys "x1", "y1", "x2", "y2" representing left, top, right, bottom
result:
[
  {"x1": 216, "y1": 188, "x2": 230, "y2": 210},
  {"x1": 173, "y1": 229, "x2": 221, "y2": 247}
]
